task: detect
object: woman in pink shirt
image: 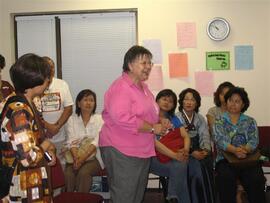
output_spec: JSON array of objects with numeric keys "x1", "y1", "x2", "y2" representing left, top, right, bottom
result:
[{"x1": 99, "y1": 45, "x2": 169, "y2": 203}]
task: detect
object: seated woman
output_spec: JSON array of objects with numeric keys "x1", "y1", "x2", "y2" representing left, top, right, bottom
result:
[
  {"x1": 213, "y1": 87, "x2": 266, "y2": 203},
  {"x1": 65, "y1": 89, "x2": 104, "y2": 193},
  {"x1": 206, "y1": 81, "x2": 235, "y2": 136},
  {"x1": 176, "y1": 88, "x2": 215, "y2": 203},
  {"x1": 206, "y1": 81, "x2": 247, "y2": 203},
  {"x1": 150, "y1": 89, "x2": 191, "y2": 203}
]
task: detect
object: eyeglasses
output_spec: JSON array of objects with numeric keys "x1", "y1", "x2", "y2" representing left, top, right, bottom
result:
[{"x1": 138, "y1": 61, "x2": 154, "y2": 67}]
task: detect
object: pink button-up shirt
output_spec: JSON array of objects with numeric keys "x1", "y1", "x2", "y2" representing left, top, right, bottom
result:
[{"x1": 99, "y1": 73, "x2": 159, "y2": 158}]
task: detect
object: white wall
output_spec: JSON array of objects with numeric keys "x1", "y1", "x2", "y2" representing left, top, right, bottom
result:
[{"x1": 1, "y1": 0, "x2": 270, "y2": 125}]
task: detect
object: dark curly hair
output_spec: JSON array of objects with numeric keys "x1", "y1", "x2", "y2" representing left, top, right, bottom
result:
[
  {"x1": 122, "y1": 45, "x2": 152, "y2": 72},
  {"x1": 214, "y1": 81, "x2": 235, "y2": 107},
  {"x1": 10, "y1": 53, "x2": 50, "y2": 93},
  {"x1": 75, "y1": 89, "x2": 97, "y2": 116},
  {"x1": 224, "y1": 87, "x2": 250, "y2": 113},
  {"x1": 178, "y1": 88, "x2": 201, "y2": 113},
  {"x1": 156, "y1": 89, "x2": 177, "y2": 117},
  {"x1": 0, "y1": 54, "x2": 6, "y2": 69}
]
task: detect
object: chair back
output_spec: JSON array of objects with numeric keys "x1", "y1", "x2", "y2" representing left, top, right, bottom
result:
[{"x1": 258, "y1": 126, "x2": 270, "y2": 148}]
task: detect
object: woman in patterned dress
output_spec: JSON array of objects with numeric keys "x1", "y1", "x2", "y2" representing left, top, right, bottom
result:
[{"x1": 0, "y1": 53, "x2": 56, "y2": 203}]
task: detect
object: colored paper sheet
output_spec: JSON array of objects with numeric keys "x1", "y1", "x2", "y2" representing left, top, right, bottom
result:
[
  {"x1": 145, "y1": 64, "x2": 164, "y2": 91},
  {"x1": 195, "y1": 71, "x2": 214, "y2": 96},
  {"x1": 176, "y1": 22, "x2": 197, "y2": 48},
  {"x1": 235, "y1": 45, "x2": 253, "y2": 70},
  {"x1": 142, "y1": 39, "x2": 163, "y2": 64},
  {"x1": 168, "y1": 53, "x2": 188, "y2": 78},
  {"x1": 206, "y1": 51, "x2": 230, "y2": 70}
]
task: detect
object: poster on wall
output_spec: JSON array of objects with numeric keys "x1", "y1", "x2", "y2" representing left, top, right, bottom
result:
[
  {"x1": 234, "y1": 45, "x2": 253, "y2": 70},
  {"x1": 206, "y1": 51, "x2": 230, "y2": 70}
]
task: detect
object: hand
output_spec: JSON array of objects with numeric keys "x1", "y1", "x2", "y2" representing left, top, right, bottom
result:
[
  {"x1": 47, "y1": 151, "x2": 56, "y2": 166},
  {"x1": 44, "y1": 122, "x2": 60, "y2": 138},
  {"x1": 191, "y1": 150, "x2": 207, "y2": 160},
  {"x1": 176, "y1": 148, "x2": 189, "y2": 162},
  {"x1": 153, "y1": 123, "x2": 167, "y2": 136},
  {"x1": 234, "y1": 147, "x2": 247, "y2": 159},
  {"x1": 160, "y1": 118, "x2": 173, "y2": 130},
  {"x1": 73, "y1": 156, "x2": 85, "y2": 170}
]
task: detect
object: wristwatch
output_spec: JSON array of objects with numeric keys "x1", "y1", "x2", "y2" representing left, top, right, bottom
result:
[{"x1": 151, "y1": 127, "x2": 155, "y2": 134}]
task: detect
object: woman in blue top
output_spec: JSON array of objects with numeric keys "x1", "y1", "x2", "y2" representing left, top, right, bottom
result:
[
  {"x1": 214, "y1": 87, "x2": 265, "y2": 203},
  {"x1": 150, "y1": 89, "x2": 191, "y2": 203}
]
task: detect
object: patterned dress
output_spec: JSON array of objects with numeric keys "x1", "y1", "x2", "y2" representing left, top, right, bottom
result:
[{"x1": 0, "y1": 94, "x2": 51, "y2": 203}]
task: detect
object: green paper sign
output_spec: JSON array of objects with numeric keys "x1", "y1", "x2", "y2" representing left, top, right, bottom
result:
[{"x1": 206, "y1": 51, "x2": 230, "y2": 70}]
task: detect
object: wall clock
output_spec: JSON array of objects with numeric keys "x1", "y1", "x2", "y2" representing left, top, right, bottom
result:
[{"x1": 207, "y1": 17, "x2": 230, "y2": 41}]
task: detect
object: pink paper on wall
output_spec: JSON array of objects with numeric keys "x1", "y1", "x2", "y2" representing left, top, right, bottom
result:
[
  {"x1": 168, "y1": 53, "x2": 188, "y2": 78},
  {"x1": 142, "y1": 39, "x2": 163, "y2": 64},
  {"x1": 145, "y1": 64, "x2": 164, "y2": 91},
  {"x1": 194, "y1": 71, "x2": 214, "y2": 96},
  {"x1": 176, "y1": 22, "x2": 197, "y2": 48}
]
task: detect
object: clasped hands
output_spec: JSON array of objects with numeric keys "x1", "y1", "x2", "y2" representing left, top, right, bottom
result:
[
  {"x1": 233, "y1": 145, "x2": 249, "y2": 159},
  {"x1": 174, "y1": 148, "x2": 189, "y2": 162}
]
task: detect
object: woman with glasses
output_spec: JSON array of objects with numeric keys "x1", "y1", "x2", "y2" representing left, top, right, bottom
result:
[
  {"x1": 176, "y1": 88, "x2": 215, "y2": 203},
  {"x1": 99, "y1": 45, "x2": 170, "y2": 203},
  {"x1": 213, "y1": 87, "x2": 265, "y2": 203}
]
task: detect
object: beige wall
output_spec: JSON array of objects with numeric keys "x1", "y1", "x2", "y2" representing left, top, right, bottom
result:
[{"x1": 1, "y1": 0, "x2": 270, "y2": 125}]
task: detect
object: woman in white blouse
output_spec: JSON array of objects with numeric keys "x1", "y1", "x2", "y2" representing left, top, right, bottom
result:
[{"x1": 64, "y1": 89, "x2": 104, "y2": 192}]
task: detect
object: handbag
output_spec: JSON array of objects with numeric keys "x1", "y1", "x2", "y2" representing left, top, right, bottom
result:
[
  {"x1": 222, "y1": 149, "x2": 261, "y2": 167},
  {"x1": 0, "y1": 158, "x2": 17, "y2": 199},
  {"x1": 156, "y1": 128, "x2": 184, "y2": 163},
  {"x1": 64, "y1": 137, "x2": 95, "y2": 164}
]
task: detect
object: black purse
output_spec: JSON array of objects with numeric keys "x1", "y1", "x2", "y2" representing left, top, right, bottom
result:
[
  {"x1": 0, "y1": 95, "x2": 20, "y2": 199},
  {"x1": 0, "y1": 156, "x2": 17, "y2": 199}
]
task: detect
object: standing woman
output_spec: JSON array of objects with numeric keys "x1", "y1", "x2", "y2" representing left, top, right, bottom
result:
[
  {"x1": 0, "y1": 53, "x2": 56, "y2": 202},
  {"x1": 213, "y1": 87, "x2": 265, "y2": 203},
  {"x1": 176, "y1": 88, "x2": 215, "y2": 203},
  {"x1": 65, "y1": 89, "x2": 104, "y2": 193},
  {"x1": 99, "y1": 45, "x2": 168, "y2": 203}
]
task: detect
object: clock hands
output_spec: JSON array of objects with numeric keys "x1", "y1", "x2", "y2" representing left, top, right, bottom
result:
[{"x1": 211, "y1": 24, "x2": 219, "y2": 30}]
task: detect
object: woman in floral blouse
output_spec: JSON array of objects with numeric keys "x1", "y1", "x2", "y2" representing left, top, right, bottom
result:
[{"x1": 214, "y1": 87, "x2": 265, "y2": 203}]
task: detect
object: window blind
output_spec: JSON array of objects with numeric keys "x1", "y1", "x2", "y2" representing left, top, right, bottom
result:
[
  {"x1": 15, "y1": 15, "x2": 57, "y2": 63},
  {"x1": 59, "y1": 12, "x2": 136, "y2": 113}
]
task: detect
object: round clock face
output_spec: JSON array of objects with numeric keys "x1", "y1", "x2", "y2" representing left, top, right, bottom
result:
[{"x1": 207, "y1": 18, "x2": 230, "y2": 41}]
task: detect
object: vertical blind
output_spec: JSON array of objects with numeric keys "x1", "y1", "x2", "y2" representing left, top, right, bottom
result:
[
  {"x1": 16, "y1": 15, "x2": 57, "y2": 64},
  {"x1": 15, "y1": 11, "x2": 137, "y2": 113},
  {"x1": 60, "y1": 12, "x2": 136, "y2": 112}
]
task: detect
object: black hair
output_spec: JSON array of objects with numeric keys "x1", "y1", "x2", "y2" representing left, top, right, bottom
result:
[
  {"x1": 178, "y1": 88, "x2": 201, "y2": 113},
  {"x1": 122, "y1": 45, "x2": 152, "y2": 72},
  {"x1": 156, "y1": 89, "x2": 177, "y2": 117},
  {"x1": 0, "y1": 54, "x2": 6, "y2": 69},
  {"x1": 75, "y1": 89, "x2": 97, "y2": 116},
  {"x1": 9, "y1": 53, "x2": 50, "y2": 93},
  {"x1": 214, "y1": 81, "x2": 235, "y2": 107},
  {"x1": 224, "y1": 86, "x2": 250, "y2": 113}
]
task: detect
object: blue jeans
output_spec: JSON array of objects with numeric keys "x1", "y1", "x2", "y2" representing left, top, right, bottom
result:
[{"x1": 150, "y1": 157, "x2": 191, "y2": 203}]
